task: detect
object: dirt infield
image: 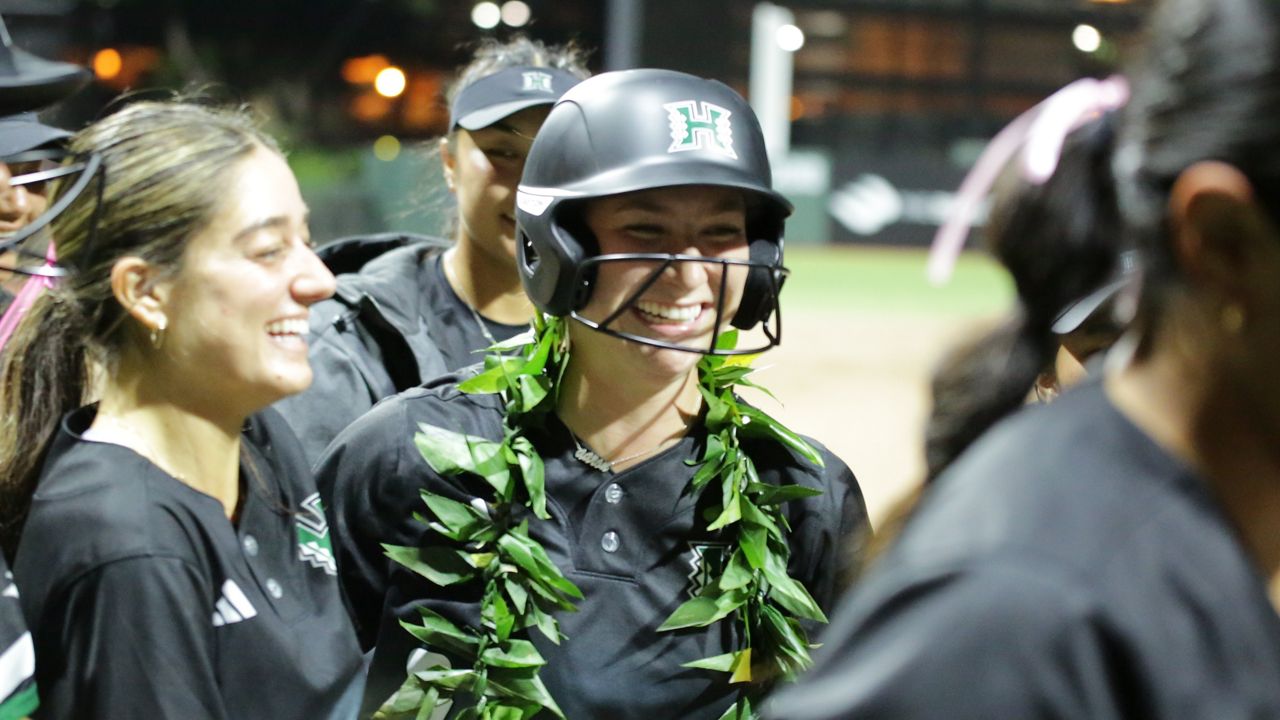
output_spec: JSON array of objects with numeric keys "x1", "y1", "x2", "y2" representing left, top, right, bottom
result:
[{"x1": 737, "y1": 308, "x2": 995, "y2": 527}]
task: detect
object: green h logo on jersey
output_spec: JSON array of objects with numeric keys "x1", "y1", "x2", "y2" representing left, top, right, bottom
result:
[
  {"x1": 297, "y1": 492, "x2": 337, "y2": 575},
  {"x1": 664, "y1": 100, "x2": 737, "y2": 159}
]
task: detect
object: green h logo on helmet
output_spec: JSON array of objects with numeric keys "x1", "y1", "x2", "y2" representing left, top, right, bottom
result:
[{"x1": 664, "y1": 100, "x2": 737, "y2": 159}]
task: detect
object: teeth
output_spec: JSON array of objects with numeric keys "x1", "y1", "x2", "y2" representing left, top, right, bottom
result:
[
  {"x1": 266, "y1": 318, "x2": 309, "y2": 336},
  {"x1": 635, "y1": 301, "x2": 701, "y2": 322}
]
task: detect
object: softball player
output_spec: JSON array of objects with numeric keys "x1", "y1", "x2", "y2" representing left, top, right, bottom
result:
[
  {"x1": 317, "y1": 69, "x2": 868, "y2": 718},
  {"x1": 1, "y1": 102, "x2": 362, "y2": 719},
  {"x1": 766, "y1": 0, "x2": 1280, "y2": 717},
  {"x1": 275, "y1": 37, "x2": 588, "y2": 463}
]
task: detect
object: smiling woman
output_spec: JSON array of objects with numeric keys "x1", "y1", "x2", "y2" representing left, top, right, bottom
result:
[
  {"x1": 0, "y1": 101, "x2": 362, "y2": 719},
  {"x1": 317, "y1": 69, "x2": 870, "y2": 719}
]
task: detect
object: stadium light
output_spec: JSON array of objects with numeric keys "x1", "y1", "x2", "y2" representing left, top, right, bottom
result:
[
  {"x1": 472, "y1": 2, "x2": 501, "y2": 29},
  {"x1": 1072, "y1": 24, "x2": 1102, "y2": 53},
  {"x1": 374, "y1": 66, "x2": 407, "y2": 98},
  {"x1": 502, "y1": 1, "x2": 531, "y2": 27},
  {"x1": 776, "y1": 24, "x2": 805, "y2": 52}
]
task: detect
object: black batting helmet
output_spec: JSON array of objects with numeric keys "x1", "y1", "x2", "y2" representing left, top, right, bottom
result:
[{"x1": 515, "y1": 68, "x2": 792, "y2": 355}]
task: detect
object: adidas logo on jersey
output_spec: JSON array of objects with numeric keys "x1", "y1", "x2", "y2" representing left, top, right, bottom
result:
[
  {"x1": 297, "y1": 492, "x2": 338, "y2": 575},
  {"x1": 212, "y1": 579, "x2": 258, "y2": 627}
]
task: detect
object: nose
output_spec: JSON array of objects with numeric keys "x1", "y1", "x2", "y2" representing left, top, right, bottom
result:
[
  {"x1": 291, "y1": 244, "x2": 336, "y2": 305},
  {"x1": 667, "y1": 240, "x2": 709, "y2": 287}
]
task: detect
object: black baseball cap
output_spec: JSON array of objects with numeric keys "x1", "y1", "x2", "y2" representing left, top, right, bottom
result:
[
  {"x1": 0, "y1": 112, "x2": 69, "y2": 158},
  {"x1": 0, "y1": 16, "x2": 89, "y2": 117},
  {"x1": 449, "y1": 66, "x2": 582, "y2": 131}
]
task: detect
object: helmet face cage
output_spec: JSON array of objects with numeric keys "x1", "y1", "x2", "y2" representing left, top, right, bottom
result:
[
  {"x1": 0, "y1": 149, "x2": 103, "y2": 279},
  {"x1": 567, "y1": 252, "x2": 788, "y2": 355},
  {"x1": 515, "y1": 68, "x2": 793, "y2": 356}
]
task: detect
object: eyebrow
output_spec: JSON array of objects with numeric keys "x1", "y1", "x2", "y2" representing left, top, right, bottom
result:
[
  {"x1": 484, "y1": 121, "x2": 536, "y2": 142},
  {"x1": 231, "y1": 210, "x2": 309, "y2": 243}
]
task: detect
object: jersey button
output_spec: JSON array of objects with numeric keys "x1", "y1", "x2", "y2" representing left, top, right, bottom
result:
[
  {"x1": 601, "y1": 531, "x2": 620, "y2": 553},
  {"x1": 266, "y1": 578, "x2": 283, "y2": 599},
  {"x1": 242, "y1": 534, "x2": 259, "y2": 557},
  {"x1": 604, "y1": 483, "x2": 623, "y2": 504}
]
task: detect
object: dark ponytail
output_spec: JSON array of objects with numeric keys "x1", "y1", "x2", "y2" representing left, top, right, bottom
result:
[
  {"x1": 924, "y1": 114, "x2": 1123, "y2": 480},
  {"x1": 0, "y1": 290, "x2": 90, "y2": 557}
]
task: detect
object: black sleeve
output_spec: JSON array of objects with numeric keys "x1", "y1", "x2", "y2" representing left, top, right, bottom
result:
[
  {"x1": 790, "y1": 445, "x2": 869, "y2": 615},
  {"x1": 44, "y1": 556, "x2": 229, "y2": 720},
  {"x1": 315, "y1": 398, "x2": 424, "y2": 650},
  {"x1": 274, "y1": 317, "x2": 383, "y2": 468},
  {"x1": 762, "y1": 561, "x2": 1126, "y2": 720},
  {"x1": 0, "y1": 564, "x2": 37, "y2": 720}
]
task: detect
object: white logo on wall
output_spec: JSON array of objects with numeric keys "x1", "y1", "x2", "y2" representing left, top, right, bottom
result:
[
  {"x1": 829, "y1": 173, "x2": 982, "y2": 236},
  {"x1": 522, "y1": 71, "x2": 554, "y2": 93},
  {"x1": 663, "y1": 100, "x2": 737, "y2": 158}
]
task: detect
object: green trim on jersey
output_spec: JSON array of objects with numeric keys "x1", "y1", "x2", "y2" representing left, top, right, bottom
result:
[{"x1": 0, "y1": 682, "x2": 38, "y2": 720}]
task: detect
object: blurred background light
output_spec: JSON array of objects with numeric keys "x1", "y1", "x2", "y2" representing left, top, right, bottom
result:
[
  {"x1": 374, "y1": 66, "x2": 407, "y2": 98},
  {"x1": 1072, "y1": 24, "x2": 1102, "y2": 53},
  {"x1": 776, "y1": 23, "x2": 805, "y2": 52},
  {"x1": 472, "y1": 2, "x2": 501, "y2": 29},
  {"x1": 501, "y1": 1, "x2": 531, "y2": 28}
]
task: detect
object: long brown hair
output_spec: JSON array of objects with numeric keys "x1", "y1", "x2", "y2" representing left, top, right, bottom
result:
[{"x1": 0, "y1": 101, "x2": 278, "y2": 557}]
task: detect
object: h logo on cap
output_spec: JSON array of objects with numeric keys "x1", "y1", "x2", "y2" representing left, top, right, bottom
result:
[
  {"x1": 663, "y1": 100, "x2": 736, "y2": 159},
  {"x1": 522, "y1": 71, "x2": 554, "y2": 94}
]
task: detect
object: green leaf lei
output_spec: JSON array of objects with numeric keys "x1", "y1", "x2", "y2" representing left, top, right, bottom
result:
[{"x1": 377, "y1": 314, "x2": 827, "y2": 720}]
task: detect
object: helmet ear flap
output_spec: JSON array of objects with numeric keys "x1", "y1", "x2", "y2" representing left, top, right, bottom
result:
[{"x1": 731, "y1": 237, "x2": 783, "y2": 329}]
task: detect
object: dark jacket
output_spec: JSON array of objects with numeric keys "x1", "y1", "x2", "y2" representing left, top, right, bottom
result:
[{"x1": 274, "y1": 233, "x2": 451, "y2": 464}]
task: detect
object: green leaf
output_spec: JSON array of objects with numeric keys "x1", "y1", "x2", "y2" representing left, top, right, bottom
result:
[
  {"x1": 399, "y1": 608, "x2": 480, "y2": 658},
  {"x1": 739, "y1": 498, "x2": 785, "y2": 542},
  {"x1": 498, "y1": 530, "x2": 584, "y2": 600},
  {"x1": 384, "y1": 544, "x2": 477, "y2": 586},
  {"x1": 760, "y1": 604, "x2": 814, "y2": 674},
  {"x1": 737, "y1": 406, "x2": 824, "y2": 467},
  {"x1": 514, "y1": 373, "x2": 549, "y2": 413},
  {"x1": 487, "y1": 670, "x2": 566, "y2": 718},
  {"x1": 763, "y1": 550, "x2": 827, "y2": 623},
  {"x1": 458, "y1": 356, "x2": 525, "y2": 394},
  {"x1": 681, "y1": 651, "x2": 737, "y2": 672},
  {"x1": 658, "y1": 587, "x2": 748, "y2": 630},
  {"x1": 705, "y1": 494, "x2": 741, "y2": 531},
  {"x1": 413, "y1": 667, "x2": 477, "y2": 691},
  {"x1": 483, "y1": 705, "x2": 528, "y2": 720},
  {"x1": 511, "y1": 436, "x2": 549, "y2": 520},
  {"x1": 372, "y1": 675, "x2": 432, "y2": 719},
  {"x1": 526, "y1": 602, "x2": 564, "y2": 645},
  {"x1": 504, "y1": 579, "x2": 529, "y2": 615},
  {"x1": 715, "y1": 696, "x2": 753, "y2": 720},
  {"x1": 418, "y1": 491, "x2": 490, "y2": 542},
  {"x1": 739, "y1": 525, "x2": 768, "y2": 570},
  {"x1": 746, "y1": 482, "x2": 822, "y2": 505},
  {"x1": 718, "y1": 549, "x2": 754, "y2": 591},
  {"x1": 714, "y1": 329, "x2": 739, "y2": 351},
  {"x1": 481, "y1": 639, "x2": 547, "y2": 669}
]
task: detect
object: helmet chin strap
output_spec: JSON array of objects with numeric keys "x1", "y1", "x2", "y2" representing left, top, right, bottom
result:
[{"x1": 567, "y1": 253, "x2": 786, "y2": 355}]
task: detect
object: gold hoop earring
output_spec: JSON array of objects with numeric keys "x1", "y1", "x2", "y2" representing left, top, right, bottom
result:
[
  {"x1": 149, "y1": 319, "x2": 167, "y2": 351},
  {"x1": 1221, "y1": 303, "x2": 1246, "y2": 335}
]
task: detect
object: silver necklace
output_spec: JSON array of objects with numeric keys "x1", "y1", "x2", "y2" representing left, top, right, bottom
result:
[{"x1": 569, "y1": 432, "x2": 675, "y2": 473}]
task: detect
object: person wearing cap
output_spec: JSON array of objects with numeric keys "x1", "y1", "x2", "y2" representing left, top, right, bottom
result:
[
  {"x1": 274, "y1": 36, "x2": 588, "y2": 464},
  {"x1": 0, "y1": 14, "x2": 86, "y2": 720},
  {"x1": 0, "y1": 13, "x2": 86, "y2": 315}
]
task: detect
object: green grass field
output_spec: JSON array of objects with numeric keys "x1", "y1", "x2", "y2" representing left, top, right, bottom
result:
[{"x1": 782, "y1": 246, "x2": 1015, "y2": 317}]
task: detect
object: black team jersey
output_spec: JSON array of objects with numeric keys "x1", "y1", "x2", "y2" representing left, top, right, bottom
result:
[
  {"x1": 15, "y1": 406, "x2": 363, "y2": 720},
  {"x1": 316, "y1": 373, "x2": 870, "y2": 720},
  {"x1": 0, "y1": 557, "x2": 37, "y2": 720},
  {"x1": 275, "y1": 238, "x2": 528, "y2": 465},
  {"x1": 764, "y1": 380, "x2": 1280, "y2": 719}
]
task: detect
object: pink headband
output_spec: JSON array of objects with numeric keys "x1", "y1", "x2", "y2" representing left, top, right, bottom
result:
[
  {"x1": 0, "y1": 240, "x2": 58, "y2": 349},
  {"x1": 927, "y1": 75, "x2": 1130, "y2": 285}
]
